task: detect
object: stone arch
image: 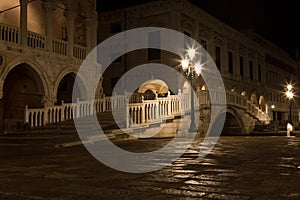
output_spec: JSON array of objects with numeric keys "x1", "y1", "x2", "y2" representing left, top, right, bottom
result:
[
  {"x1": 211, "y1": 107, "x2": 247, "y2": 136},
  {"x1": 0, "y1": 56, "x2": 50, "y2": 99},
  {"x1": 55, "y1": 70, "x2": 88, "y2": 104},
  {"x1": 1, "y1": 63, "x2": 45, "y2": 131}
]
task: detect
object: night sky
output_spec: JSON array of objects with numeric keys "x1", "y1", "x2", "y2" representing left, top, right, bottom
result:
[{"x1": 97, "y1": 0, "x2": 300, "y2": 58}]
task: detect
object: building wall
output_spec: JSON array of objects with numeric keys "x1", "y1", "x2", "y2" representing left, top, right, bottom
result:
[
  {"x1": 98, "y1": 0, "x2": 300, "y2": 124},
  {"x1": 0, "y1": 0, "x2": 99, "y2": 132}
]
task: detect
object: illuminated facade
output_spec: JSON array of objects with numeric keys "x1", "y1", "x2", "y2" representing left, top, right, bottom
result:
[
  {"x1": 0, "y1": 0, "x2": 99, "y2": 132},
  {"x1": 98, "y1": 0, "x2": 300, "y2": 130}
]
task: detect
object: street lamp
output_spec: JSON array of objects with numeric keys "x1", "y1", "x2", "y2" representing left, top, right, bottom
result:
[
  {"x1": 181, "y1": 48, "x2": 202, "y2": 133},
  {"x1": 285, "y1": 84, "x2": 294, "y2": 136},
  {"x1": 285, "y1": 84, "x2": 294, "y2": 124}
]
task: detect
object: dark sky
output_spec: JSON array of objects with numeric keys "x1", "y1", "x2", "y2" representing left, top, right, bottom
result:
[{"x1": 97, "y1": 0, "x2": 300, "y2": 58}]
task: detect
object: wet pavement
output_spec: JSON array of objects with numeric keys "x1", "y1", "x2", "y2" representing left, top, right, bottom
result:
[{"x1": 1, "y1": 133, "x2": 300, "y2": 199}]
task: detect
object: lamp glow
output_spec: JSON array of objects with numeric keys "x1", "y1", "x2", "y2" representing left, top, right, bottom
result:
[
  {"x1": 181, "y1": 59, "x2": 189, "y2": 71},
  {"x1": 188, "y1": 49, "x2": 196, "y2": 60},
  {"x1": 195, "y1": 62, "x2": 202, "y2": 76}
]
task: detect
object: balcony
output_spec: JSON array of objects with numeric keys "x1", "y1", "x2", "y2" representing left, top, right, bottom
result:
[{"x1": 0, "y1": 22, "x2": 87, "y2": 60}]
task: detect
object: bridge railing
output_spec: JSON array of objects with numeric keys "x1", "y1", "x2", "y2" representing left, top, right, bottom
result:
[
  {"x1": 24, "y1": 98, "x2": 111, "y2": 127},
  {"x1": 25, "y1": 89, "x2": 270, "y2": 128}
]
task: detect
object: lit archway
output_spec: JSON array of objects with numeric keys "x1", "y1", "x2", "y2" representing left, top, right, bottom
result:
[{"x1": 1, "y1": 63, "x2": 44, "y2": 131}]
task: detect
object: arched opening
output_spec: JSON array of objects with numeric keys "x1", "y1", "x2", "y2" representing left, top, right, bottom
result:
[
  {"x1": 210, "y1": 111, "x2": 244, "y2": 136},
  {"x1": 56, "y1": 73, "x2": 86, "y2": 104},
  {"x1": 144, "y1": 89, "x2": 156, "y2": 100},
  {"x1": 1, "y1": 64, "x2": 44, "y2": 131},
  {"x1": 222, "y1": 112, "x2": 243, "y2": 135}
]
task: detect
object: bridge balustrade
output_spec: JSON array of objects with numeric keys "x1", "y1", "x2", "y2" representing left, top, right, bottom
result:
[
  {"x1": 24, "y1": 98, "x2": 111, "y2": 127},
  {"x1": 25, "y1": 89, "x2": 270, "y2": 128}
]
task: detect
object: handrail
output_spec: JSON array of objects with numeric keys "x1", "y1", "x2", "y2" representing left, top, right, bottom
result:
[{"x1": 25, "y1": 90, "x2": 270, "y2": 128}]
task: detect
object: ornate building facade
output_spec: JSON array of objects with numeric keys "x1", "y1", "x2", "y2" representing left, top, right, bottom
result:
[
  {"x1": 0, "y1": 0, "x2": 99, "y2": 133},
  {"x1": 98, "y1": 0, "x2": 300, "y2": 131}
]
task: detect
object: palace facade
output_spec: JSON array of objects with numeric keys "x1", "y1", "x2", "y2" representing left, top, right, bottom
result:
[
  {"x1": 0, "y1": 0, "x2": 99, "y2": 133},
  {"x1": 98, "y1": 0, "x2": 300, "y2": 129}
]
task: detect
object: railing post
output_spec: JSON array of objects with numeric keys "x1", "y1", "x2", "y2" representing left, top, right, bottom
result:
[
  {"x1": 125, "y1": 98, "x2": 130, "y2": 128},
  {"x1": 24, "y1": 105, "x2": 29, "y2": 125}
]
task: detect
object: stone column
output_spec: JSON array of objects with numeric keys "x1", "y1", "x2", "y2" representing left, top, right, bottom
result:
[
  {"x1": 208, "y1": 31, "x2": 215, "y2": 62},
  {"x1": 20, "y1": 0, "x2": 28, "y2": 45},
  {"x1": 235, "y1": 42, "x2": 240, "y2": 78},
  {"x1": 86, "y1": 11, "x2": 98, "y2": 53},
  {"x1": 222, "y1": 37, "x2": 229, "y2": 74},
  {"x1": 43, "y1": 1, "x2": 56, "y2": 51},
  {"x1": 193, "y1": 21, "x2": 200, "y2": 42},
  {"x1": 65, "y1": 11, "x2": 76, "y2": 57},
  {"x1": 170, "y1": 8, "x2": 181, "y2": 32},
  {"x1": 244, "y1": 49, "x2": 250, "y2": 81},
  {"x1": 254, "y1": 52, "x2": 258, "y2": 82}
]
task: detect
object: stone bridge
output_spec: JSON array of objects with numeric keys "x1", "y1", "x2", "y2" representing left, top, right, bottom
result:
[{"x1": 23, "y1": 90, "x2": 270, "y2": 136}]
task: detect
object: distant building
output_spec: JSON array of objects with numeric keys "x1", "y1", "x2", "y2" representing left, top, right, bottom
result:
[{"x1": 98, "y1": 0, "x2": 300, "y2": 127}]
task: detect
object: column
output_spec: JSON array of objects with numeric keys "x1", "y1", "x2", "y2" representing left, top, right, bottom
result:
[
  {"x1": 234, "y1": 42, "x2": 240, "y2": 77},
  {"x1": 222, "y1": 37, "x2": 229, "y2": 74},
  {"x1": 193, "y1": 21, "x2": 200, "y2": 42},
  {"x1": 86, "y1": 11, "x2": 98, "y2": 53},
  {"x1": 20, "y1": 0, "x2": 28, "y2": 45},
  {"x1": 208, "y1": 31, "x2": 215, "y2": 61},
  {"x1": 254, "y1": 52, "x2": 259, "y2": 82},
  {"x1": 170, "y1": 8, "x2": 181, "y2": 32},
  {"x1": 43, "y1": 1, "x2": 55, "y2": 51},
  {"x1": 244, "y1": 49, "x2": 250, "y2": 81},
  {"x1": 65, "y1": 11, "x2": 76, "y2": 57}
]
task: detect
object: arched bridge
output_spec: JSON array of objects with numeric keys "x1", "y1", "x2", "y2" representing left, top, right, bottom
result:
[{"x1": 24, "y1": 90, "x2": 270, "y2": 135}]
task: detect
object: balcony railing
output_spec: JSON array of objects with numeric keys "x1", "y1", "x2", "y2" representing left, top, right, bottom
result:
[{"x1": 0, "y1": 22, "x2": 87, "y2": 60}]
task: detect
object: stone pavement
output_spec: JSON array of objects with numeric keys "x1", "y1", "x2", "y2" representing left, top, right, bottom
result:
[{"x1": 0, "y1": 133, "x2": 300, "y2": 199}]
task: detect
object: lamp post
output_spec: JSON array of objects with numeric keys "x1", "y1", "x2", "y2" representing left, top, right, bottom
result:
[
  {"x1": 285, "y1": 84, "x2": 294, "y2": 124},
  {"x1": 285, "y1": 84, "x2": 294, "y2": 136},
  {"x1": 181, "y1": 49, "x2": 202, "y2": 133}
]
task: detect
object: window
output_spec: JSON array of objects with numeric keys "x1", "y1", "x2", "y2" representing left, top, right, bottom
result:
[
  {"x1": 215, "y1": 46, "x2": 221, "y2": 70},
  {"x1": 110, "y1": 22, "x2": 122, "y2": 34},
  {"x1": 184, "y1": 31, "x2": 191, "y2": 50},
  {"x1": 249, "y1": 60, "x2": 253, "y2": 80},
  {"x1": 148, "y1": 31, "x2": 161, "y2": 61},
  {"x1": 239, "y1": 56, "x2": 244, "y2": 77},
  {"x1": 200, "y1": 39, "x2": 207, "y2": 50},
  {"x1": 228, "y1": 51, "x2": 233, "y2": 74},
  {"x1": 258, "y1": 65, "x2": 262, "y2": 82},
  {"x1": 201, "y1": 39, "x2": 207, "y2": 64}
]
